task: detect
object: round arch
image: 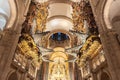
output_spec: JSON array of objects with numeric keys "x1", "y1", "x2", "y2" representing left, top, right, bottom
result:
[
  {"x1": 104, "y1": 0, "x2": 120, "y2": 29},
  {"x1": 104, "y1": 0, "x2": 113, "y2": 29},
  {"x1": 0, "y1": 0, "x2": 17, "y2": 30},
  {"x1": 47, "y1": 29, "x2": 74, "y2": 47},
  {"x1": 104, "y1": 0, "x2": 120, "y2": 43},
  {"x1": 100, "y1": 72, "x2": 111, "y2": 80},
  {"x1": 0, "y1": 14, "x2": 7, "y2": 30},
  {"x1": 6, "y1": 71, "x2": 18, "y2": 80},
  {"x1": 5, "y1": 0, "x2": 17, "y2": 29},
  {"x1": 0, "y1": 0, "x2": 10, "y2": 30}
]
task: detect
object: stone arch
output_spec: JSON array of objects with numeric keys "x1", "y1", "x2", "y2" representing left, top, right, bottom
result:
[
  {"x1": 104, "y1": 0, "x2": 120, "y2": 28},
  {"x1": 104, "y1": 0, "x2": 113, "y2": 29},
  {"x1": 47, "y1": 29, "x2": 74, "y2": 48},
  {"x1": 0, "y1": 14, "x2": 7, "y2": 31},
  {"x1": 100, "y1": 72, "x2": 111, "y2": 80},
  {"x1": 97, "y1": 69, "x2": 111, "y2": 80},
  {"x1": 48, "y1": 29, "x2": 73, "y2": 41},
  {"x1": 0, "y1": 0, "x2": 11, "y2": 30},
  {"x1": 5, "y1": 0, "x2": 17, "y2": 29},
  {"x1": 7, "y1": 71, "x2": 18, "y2": 80},
  {"x1": 104, "y1": 0, "x2": 120, "y2": 43}
]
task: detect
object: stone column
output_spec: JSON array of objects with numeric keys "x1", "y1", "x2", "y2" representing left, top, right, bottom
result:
[
  {"x1": 99, "y1": 30, "x2": 120, "y2": 80},
  {"x1": 69, "y1": 62, "x2": 74, "y2": 80},
  {"x1": 88, "y1": 59, "x2": 97, "y2": 80},
  {"x1": 74, "y1": 63, "x2": 82, "y2": 80},
  {"x1": 0, "y1": 30, "x2": 21, "y2": 80},
  {"x1": 38, "y1": 62, "x2": 45, "y2": 80},
  {"x1": 89, "y1": 0, "x2": 120, "y2": 80}
]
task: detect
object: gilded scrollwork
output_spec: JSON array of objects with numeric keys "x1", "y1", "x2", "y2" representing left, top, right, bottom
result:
[
  {"x1": 15, "y1": 34, "x2": 42, "y2": 67},
  {"x1": 22, "y1": 2, "x2": 49, "y2": 34},
  {"x1": 72, "y1": 2, "x2": 86, "y2": 33},
  {"x1": 76, "y1": 35, "x2": 101, "y2": 67},
  {"x1": 35, "y1": 2, "x2": 49, "y2": 32},
  {"x1": 72, "y1": 1, "x2": 98, "y2": 34}
]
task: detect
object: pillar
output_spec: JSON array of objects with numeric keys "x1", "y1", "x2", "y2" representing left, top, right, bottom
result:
[
  {"x1": 0, "y1": 29, "x2": 21, "y2": 80},
  {"x1": 89, "y1": 0, "x2": 120, "y2": 80}
]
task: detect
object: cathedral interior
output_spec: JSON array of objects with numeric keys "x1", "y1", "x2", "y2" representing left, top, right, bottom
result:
[{"x1": 0, "y1": 0, "x2": 120, "y2": 80}]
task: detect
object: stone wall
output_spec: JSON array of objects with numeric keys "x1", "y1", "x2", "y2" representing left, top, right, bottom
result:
[
  {"x1": 0, "y1": 0, "x2": 31, "y2": 80},
  {"x1": 89, "y1": 0, "x2": 120, "y2": 80}
]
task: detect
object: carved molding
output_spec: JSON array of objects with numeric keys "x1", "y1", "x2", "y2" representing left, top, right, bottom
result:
[{"x1": 47, "y1": 15, "x2": 72, "y2": 23}]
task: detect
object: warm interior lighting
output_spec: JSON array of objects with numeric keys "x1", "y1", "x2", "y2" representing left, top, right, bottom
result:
[
  {"x1": 48, "y1": 47, "x2": 70, "y2": 80},
  {"x1": 34, "y1": 0, "x2": 48, "y2": 3},
  {"x1": 46, "y1": 18, "x2": 73, "y2": 31}
]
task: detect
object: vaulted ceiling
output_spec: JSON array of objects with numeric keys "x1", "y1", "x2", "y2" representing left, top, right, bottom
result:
[
  {"x1": 31, "y1": 0, "x2": 85, "y2": 32},
  {"x1": 18, "y1": 0, "x2": 100, "y2": 79}
]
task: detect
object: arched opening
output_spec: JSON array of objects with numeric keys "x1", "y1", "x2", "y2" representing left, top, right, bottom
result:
[
  {"x1": 48, "y1": 48, "x2": 71, "y2": 80},
  {"x1": 0, "y1": 0, "x2": 10, "y2": 31},
  {"x1": 0, "y1": 15, "x2": 7, "y2": 31},
  {"x1": 110, "y1": 1, "x2": 120, "y2": 38},
  {"x1": 101, "y1": 72, "x2": 110, "y2": 80},
  {"x1": 6, "y1": 0, "x2": 17, "y2": 29},
  {"x1": 104, "y1": 0, "x2": 120, "y2": 28},
  {"x1": 49, "y1": 32, "x2": 70, "y2": 48},
  {"x1": 50, "y1": 32, "x2": 69, "y2": 41},
  {"x1": 8, "y1": 72, "x2": 18, "y2": 80},
  {"x1": 104, "y1": 0, "x2": 120, "y2": 44}
]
